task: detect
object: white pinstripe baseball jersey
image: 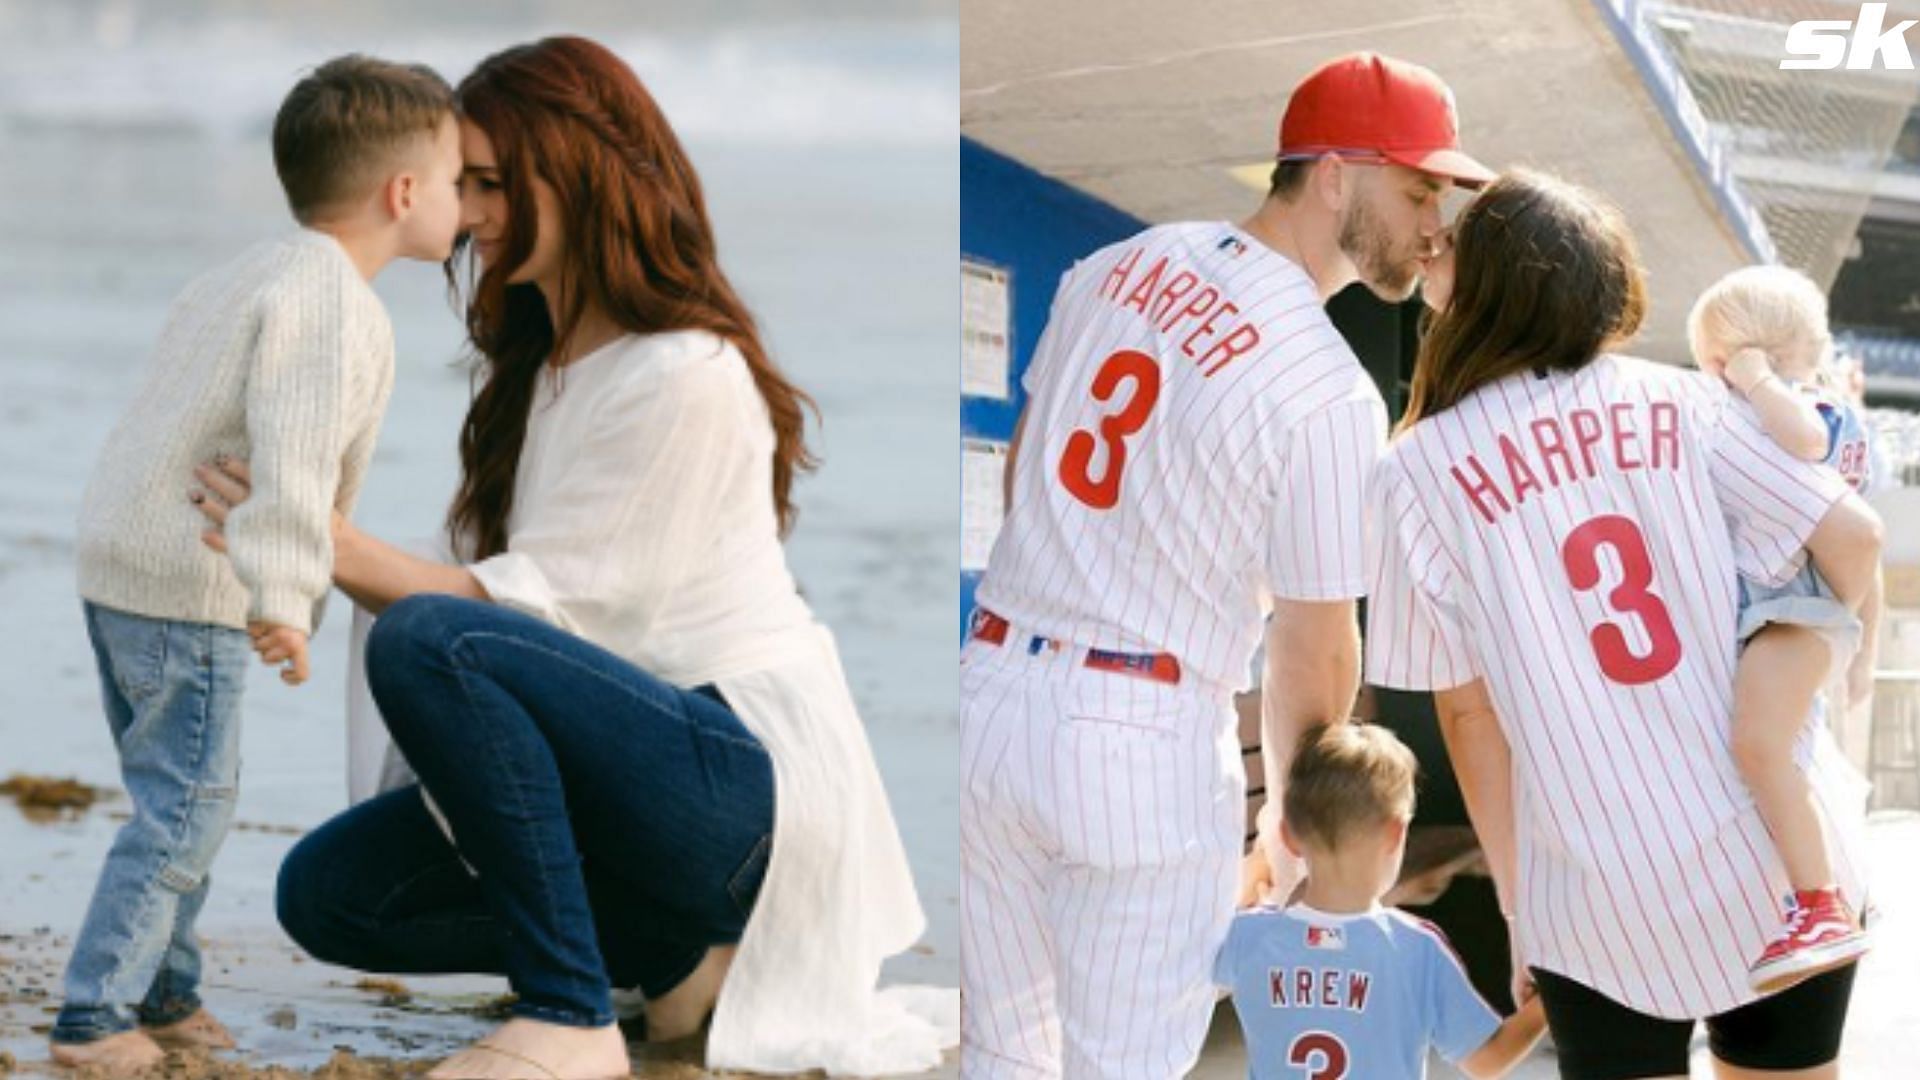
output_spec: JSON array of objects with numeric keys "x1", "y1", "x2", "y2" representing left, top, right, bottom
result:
[
  {"x1": 976, "y1": 221, "x2": 1387, "y2": 690},
  {"x1": 1364, "y1": 353, "x2": 1868, "y2": 1019}
]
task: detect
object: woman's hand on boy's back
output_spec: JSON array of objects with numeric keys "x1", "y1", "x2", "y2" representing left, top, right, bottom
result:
[
  {"x1": 191, "y1": 456, "x2": 252, "y2": 552},
  {"x1": 191, "y1": 452, "x2": 485, "y2": 616},
  {"x1": 190, "y1": 456, "x2": 349, "y2": 555}
]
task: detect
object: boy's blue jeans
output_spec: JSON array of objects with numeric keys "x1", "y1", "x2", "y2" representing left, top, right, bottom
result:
[
  {"x1": 277, "y1": 594, "x2": 775, "y2": 1029},
  {"x1": 52, "y1": 602, "x2": 251, "y2": 1044}
]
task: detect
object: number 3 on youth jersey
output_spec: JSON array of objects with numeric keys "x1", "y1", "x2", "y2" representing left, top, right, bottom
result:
[
  {"x1": 1287, "y1": 1031, "x2": 1349, "y2": 1079},
  {"x1": 1058, "y1": 349, "x2": 1161, "y2": 510}
]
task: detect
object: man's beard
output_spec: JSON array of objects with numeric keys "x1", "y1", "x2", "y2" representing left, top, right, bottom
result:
[{"x1": 1340, "y1": 196, "x2": 1420, "y2": 302}]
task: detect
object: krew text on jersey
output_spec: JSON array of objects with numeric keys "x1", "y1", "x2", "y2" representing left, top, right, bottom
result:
[{"x1": 1266, "y1": 966, "x2": 1373, "y2": 1012}]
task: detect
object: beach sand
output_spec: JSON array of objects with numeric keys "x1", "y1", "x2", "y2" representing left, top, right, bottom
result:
[{"x1": 0, "y1": 776, "x2": 910, "y2": 1078}]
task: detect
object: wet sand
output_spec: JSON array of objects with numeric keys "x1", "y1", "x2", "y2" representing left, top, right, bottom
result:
[
  {"x1": 0, "y1": 793, "x2": 497, "y2": 1077},
  {"x1": 0, "y1": 783, "x2": 957, "y2": 1078}
]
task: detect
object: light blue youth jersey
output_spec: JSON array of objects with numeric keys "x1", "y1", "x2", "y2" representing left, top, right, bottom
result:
[{"x1": 1215, "y1": 904, "x2": 1499, "y2": 1079}]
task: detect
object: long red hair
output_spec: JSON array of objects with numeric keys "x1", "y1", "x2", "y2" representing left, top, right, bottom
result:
[{"x1": 446, "y1": 35, "x2": 817, "y2": 560}]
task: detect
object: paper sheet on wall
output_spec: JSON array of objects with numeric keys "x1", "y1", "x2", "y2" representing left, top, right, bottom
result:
[
  {"x1": 962, "y1": 260, "x2": 1010, "y2": 400},
  {"x1": 962, "y1": 438, "x2": 1008, "y2": 570}
]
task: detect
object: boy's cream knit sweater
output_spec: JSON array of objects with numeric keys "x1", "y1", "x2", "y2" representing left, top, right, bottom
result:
[{"x1": 77, "y1": 229, "x2": 395, "y2": 634}]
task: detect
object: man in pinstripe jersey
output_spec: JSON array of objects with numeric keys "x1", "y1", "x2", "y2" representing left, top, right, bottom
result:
[{"x1": 959, "y1": 53, "x2": 1493, "y2": 1079}]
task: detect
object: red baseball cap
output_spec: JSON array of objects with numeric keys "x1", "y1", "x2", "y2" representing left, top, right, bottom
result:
[{"x1": 1279, "y1": 52, "x2": 1495, "y2": 188}]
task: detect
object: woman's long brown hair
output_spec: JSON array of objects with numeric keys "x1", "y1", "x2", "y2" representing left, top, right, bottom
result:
[
  {"x1": 1401, "y1": 169, "x2": 1648, "y2": 432},
  {"x1": 446, "y1": 35, "x2": 818, "y2": 560}
]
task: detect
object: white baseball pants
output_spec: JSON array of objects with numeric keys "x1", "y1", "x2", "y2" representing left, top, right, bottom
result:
[{"x1": 960, "y1": 633, "x2": 1242, "y2": 1079}]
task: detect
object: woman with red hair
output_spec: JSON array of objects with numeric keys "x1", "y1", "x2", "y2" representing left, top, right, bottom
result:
[{"x1": 192, "y1": 36, "x2": 947, "y2": 1080}]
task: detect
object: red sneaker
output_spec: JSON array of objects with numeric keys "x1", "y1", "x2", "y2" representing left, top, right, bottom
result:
[{"x1": 1748, "y1": 888, "x2": 1869, "y2": 994}]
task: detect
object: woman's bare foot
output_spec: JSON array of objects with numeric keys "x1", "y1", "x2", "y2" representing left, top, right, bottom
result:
[
  {"x1": 144, "y1": 1007, "x2": 236, "y2": 1050},
  {"x1": 426, "y1": 1017, "x2": 630, "y2": 1080},
  {"x1": 643, "y1": 945, "x2": 735, "y2": 1043},
  {"x1": 48, "y1": 1029, "x2": 166, "y2": 1073}
]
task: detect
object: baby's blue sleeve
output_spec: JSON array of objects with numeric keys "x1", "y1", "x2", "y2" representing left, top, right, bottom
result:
[
  {"x1": 1425, "y1": 928, "x2": 1501, "y2": 1064},
  {"x1": 1814, "y1": 400, "x2": 1846, "y2": 465}
]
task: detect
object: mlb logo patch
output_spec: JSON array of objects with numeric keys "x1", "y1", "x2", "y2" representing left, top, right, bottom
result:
[
  {"x1": 1305, "y1": 925, "x2": 1344, "y2": 951},
  {"x1": 1216, "y1": 235, "x2": 1247, "y2": 257}
]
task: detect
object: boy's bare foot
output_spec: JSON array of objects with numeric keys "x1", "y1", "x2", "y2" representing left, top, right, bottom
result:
[
  {"x1": 643, "y1": 945, "x2": 735, "y2": 1043},
  {"x1": 425, "y1": 1018, "x2": 630, "y2": 1079},
  {"x1": 144, "y1": 1007, "x2": 236, "y2": 1050},
  {"x1": 49, "y1": 1029, "x2": 166, "y2": 1073}
]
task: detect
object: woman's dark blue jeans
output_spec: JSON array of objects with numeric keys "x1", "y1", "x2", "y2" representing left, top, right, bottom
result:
[{"x1": 275, "y1": 594, "x2": 776, "y2": 1029}]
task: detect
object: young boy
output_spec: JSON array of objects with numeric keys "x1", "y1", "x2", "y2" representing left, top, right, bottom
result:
[
  {"x1": 1216, "y1": 724, "x2": 1545, "y2": 1079},
  {"x1": 53, "y1": 56, "x2": 464, "y2": 1071}
]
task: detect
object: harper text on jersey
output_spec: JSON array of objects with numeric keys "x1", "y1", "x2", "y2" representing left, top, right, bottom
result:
[
  {"x1": 1097, "y1": 245, "x2": 1262, "y2": 378},
  {"x1": 1450, "y1": 401, "x2": 1682, "y2": 525}
]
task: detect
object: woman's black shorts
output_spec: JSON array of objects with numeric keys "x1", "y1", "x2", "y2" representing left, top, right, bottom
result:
[{"x1": 1530, "y1": 963, "x2": 1855, "y2": 1078}]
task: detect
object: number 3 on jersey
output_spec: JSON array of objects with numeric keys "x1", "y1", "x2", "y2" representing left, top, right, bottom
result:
[
  {"x1": 1058, "y1": 349, "x2": 1160, "y2": 510},
  {"x1": 1561, "y1": 514, "x2": 1683, "y2": 685},
  {"x1": 1286, "y1": 1031, "x2": 1349, "y2": 1079}
]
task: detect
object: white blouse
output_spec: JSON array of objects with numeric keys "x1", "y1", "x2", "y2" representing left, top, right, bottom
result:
[{"x1": 342, "y1": 330, "x2": 956, "y2": 1074}]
